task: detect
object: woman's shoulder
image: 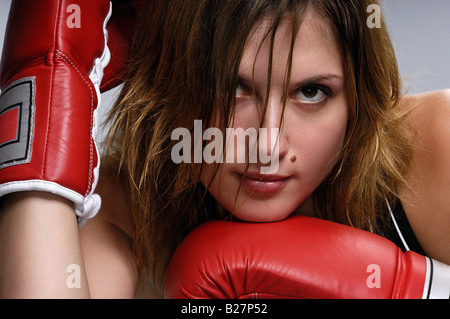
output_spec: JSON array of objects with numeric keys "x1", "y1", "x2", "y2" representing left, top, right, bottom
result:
[
  {"x1": 78, "y1": 157, "x2": 137, "y2": 298},
  {"x1": 399, "y1": 89, "x2": 450, "y2": 169},
  {"x1": 93, "y1": 155, "x2": 133, "y2": 238},
  {"x1": 399, "y1": 89, "x2": 450, "y2": 264},
  {"x1": 401, "y1": 89, "x2": 450, "y2": 128},
  {"x1": 400, "y1": 89, "x2": 450, "y2": 157}
]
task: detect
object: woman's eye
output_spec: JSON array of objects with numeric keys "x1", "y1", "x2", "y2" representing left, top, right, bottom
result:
[
  {"x1": 295, "y1": 86, "x2": 328, "y2": 103},
  {"x1": 235, "y1": 83, "x2": 247, "y2": 98}
]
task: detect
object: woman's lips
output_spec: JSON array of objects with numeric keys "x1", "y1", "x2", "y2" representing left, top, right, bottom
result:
[{"x1": 236, "y1": 172, "x2": 290, "y2": 194}]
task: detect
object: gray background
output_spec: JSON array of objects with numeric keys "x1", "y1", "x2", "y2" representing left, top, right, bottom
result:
[
  {"x1": 381, "y1": 0, "x2": 450, "y2": 94},
  {"x1": 1, "y1": 0, "x2": 449, "y2": 141}
]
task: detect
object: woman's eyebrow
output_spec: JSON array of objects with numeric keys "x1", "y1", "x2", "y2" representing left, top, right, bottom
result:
[
  {"x1": 237, "y1": 75, "x2": 255, "y2": 87},
  {"x1": 237, "y1": 73, "x2": 343, "y2": 88},
  {"x1": 293, "y1": 74, "x2": 344, "y2": 87}
]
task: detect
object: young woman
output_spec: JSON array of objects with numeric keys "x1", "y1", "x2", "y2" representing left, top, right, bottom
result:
[{"x1": 1, "y1": 0, "x2": 449, "y2": 298}]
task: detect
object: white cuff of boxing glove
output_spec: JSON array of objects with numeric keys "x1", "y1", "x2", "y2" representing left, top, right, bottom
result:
[
  {"x1": 0, "y1": 180, "x2": 101, "y2": 221},
  {"x1": 422, "y1": 257, "x2": 450, "y2": 299}
]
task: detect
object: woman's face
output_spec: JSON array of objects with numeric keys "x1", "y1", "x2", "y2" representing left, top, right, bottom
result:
[{"x1": 200, "y1": 11, "x2": 348, "y2": 222}]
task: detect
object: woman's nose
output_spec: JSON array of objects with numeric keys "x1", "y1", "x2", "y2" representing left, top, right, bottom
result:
[{"x1": 259, "y1": 98, "x2": 289, "y2": 161}]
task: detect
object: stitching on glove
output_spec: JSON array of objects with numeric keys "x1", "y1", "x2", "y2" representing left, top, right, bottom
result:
[{"x1": 54, "y1": 49, "x2": 95, "y2": 197}]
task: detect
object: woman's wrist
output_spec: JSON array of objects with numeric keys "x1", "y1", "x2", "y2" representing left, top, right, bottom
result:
[{"x1": 0, "y1": 191, "x2": 90, "y2": 298}]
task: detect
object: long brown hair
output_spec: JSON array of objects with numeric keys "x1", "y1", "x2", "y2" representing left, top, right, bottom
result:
[{"x1": 105, "y1": 0, "x2": 412, "y2": 296}]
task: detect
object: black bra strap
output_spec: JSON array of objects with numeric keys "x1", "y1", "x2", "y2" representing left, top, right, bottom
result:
[{"x1": 385, "y1": 199, "x2": 426, "y2": 256}]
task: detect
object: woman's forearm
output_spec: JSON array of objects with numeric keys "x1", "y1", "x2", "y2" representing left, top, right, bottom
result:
[{"x1": 0, "y1": 192, "x2": 90, "y2": 298}]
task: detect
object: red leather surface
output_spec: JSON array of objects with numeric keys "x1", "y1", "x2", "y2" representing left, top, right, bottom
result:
[
  {"x1": 0, "y1": 0, "x2": 111, "y2": 195},
  {"x1": 101, "y1": 0, "x2": 137, "y2": 92},
  {"x1": 1, "y1": 0, "x2": 110, "y2": 86},
  {"x1": 165, "y1": 215, "x2": 426, "y2": 299}
]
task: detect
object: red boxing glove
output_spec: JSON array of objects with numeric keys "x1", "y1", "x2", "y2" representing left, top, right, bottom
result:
[
  {"x1": 0, "y1": 0, "x2": 113, "y2": 219},
  {"x1": 165, "y1": 216, "x2": 450, "y2": 299},
  {"x1": 100, "y1": 0, "x2": 138, "y2": 93}
]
